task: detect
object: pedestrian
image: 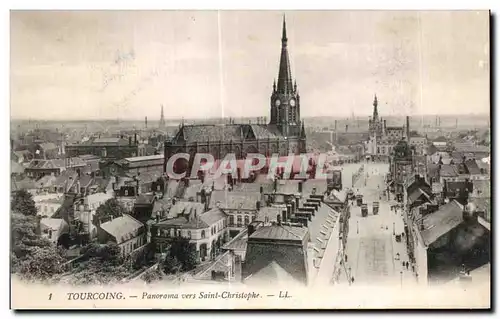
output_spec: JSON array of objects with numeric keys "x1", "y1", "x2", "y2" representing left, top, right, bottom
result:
[
  {"x1": 345, "y1": 255, "x2": 348, "y2": 262},
  {"x1": 351, "y1": 276, "x2": 355, "y2": 283}
]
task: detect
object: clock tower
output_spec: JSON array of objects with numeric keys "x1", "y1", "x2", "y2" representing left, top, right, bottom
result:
[{"x1": 270, "y1": 16, "x2": 301, "y2": 137}]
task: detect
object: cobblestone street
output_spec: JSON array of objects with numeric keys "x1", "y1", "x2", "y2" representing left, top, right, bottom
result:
[{"x1": 339, "y1": 162, "x2": 417, "y2": 287}]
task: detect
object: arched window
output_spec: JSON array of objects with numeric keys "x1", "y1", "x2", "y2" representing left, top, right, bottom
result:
[
  {"x1": 237, "y1": 215, "x2": 242, "y2": 227},
  {"x1": 244, "y1": 215, "x2": 250, "y2": 226},
  {"x1": 201, "y1": 230, "x2": 206, "y2": 238},
  {"x1": 187, "y1": 231, "x2": 191, "y2": 239},
  {"x1": 229, "y1": 215, "x2": 234, "y2": 226}
]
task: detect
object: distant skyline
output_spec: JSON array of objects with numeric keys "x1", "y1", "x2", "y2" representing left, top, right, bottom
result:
[{"x1": 11, "y1": 11, "x2": 490, "y2": 121}]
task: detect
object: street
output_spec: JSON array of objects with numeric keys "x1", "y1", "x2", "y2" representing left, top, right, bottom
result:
[{"x1": 339, "y1": 162, "x2": 416, "y2": 287}]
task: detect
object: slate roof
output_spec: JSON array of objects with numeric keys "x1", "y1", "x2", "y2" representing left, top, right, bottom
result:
[
  {"x1": 249, "y1": 224, "x2": 309, "y2": 242},
  {"x1": 440, "y1": 164, "x2": 458, "y2": 177},
  {"x1": 100, "y1": 214, "x2": 143, "y2": 244},
  {"x1": 419, "y1": 200, "x2": 464, "y2": 246},
  {"x1": 168, "y1": 201, "x2": 205, "y2": 219},
  {"x1": 244, "y1": 224, "x2": 309, "y2": 285},
  {"x1": 157, "y1": 207, "x2": 226, "y2": 229},
  {"x1": 408, "y1": 188, "x2": 431, "y2": 204},
  {"x1": 256, "y1": 206, "x2": 284, "y2": 223},
  {"x1": 464, "y1": 159, "x2": 481, "y2": 175},
  {"x1": 209, "y1": 190, "x2": 261, "y2": 210},
  {"x1": 173, "y1": 124, "x2": 284, "y2": 144}
]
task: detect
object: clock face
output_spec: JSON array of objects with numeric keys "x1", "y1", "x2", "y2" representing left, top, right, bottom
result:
[
  {"x1": 275, "y1": 99, "x2": 281, "y2": 106},
  {"x1": 290, "y1": 99, "x2": 296, "y2": 107}
]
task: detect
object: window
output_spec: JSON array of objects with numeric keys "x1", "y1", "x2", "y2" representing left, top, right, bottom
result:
[
  {"x1": 244, "y1": 215, "x2": 250, "y2": 226},
  {"x1": 157, "y1": 185, "x2": 161, "y2": 191},
  {"x1": 229, "y1": 215, "x2": 235, "y2": 226},
  {"x1": 187, "y1": 231, "x2": 191, "y2": 239},
  {"x1": 237, "y1": 216, "x2": 242, "y2": 227},
  {"x1": 252, "y1": 215, "x2": 257, "y2": 221},
  {"x1": 201, "y1": 230, "x2": 206, "y2": 238},
  {"x1": 124, "y1": 190, "x2": 129, "y2": 196}
]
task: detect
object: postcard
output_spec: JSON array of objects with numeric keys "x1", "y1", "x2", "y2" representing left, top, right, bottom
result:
[{"x1": 10, "y1": 10, "x2": 491, "y2": 309}]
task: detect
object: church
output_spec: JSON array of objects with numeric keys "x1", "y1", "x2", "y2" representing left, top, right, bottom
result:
[
  {"x1": 365, "y1": 94, "x2": 409, "y2": 161},
  {"x1": 164, "y1": 17, "x2": 307, "y2": 172}
]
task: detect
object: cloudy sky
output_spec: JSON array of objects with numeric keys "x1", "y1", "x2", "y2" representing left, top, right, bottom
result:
[{"x1": 10, "y1": 10, "x2": 489, "y2": 120}]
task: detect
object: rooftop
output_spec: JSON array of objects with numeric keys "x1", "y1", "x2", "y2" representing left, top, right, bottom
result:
[
  {"x1": 99, "y1": 214, "x2": 143, "y2": 244},
  {"x1": 123, "y1": 154, "x2": 164, "y2": 162},
  {"x1": 419, "y1": 200, "x2": 464, "y2": 247}
]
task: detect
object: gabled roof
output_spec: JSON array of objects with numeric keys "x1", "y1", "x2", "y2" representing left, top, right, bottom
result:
[
  {"x1": 419, "y1": 200, "x2": 463, "y2": 246},
  {"x1": 209, "y1": 190, "x2": 261, "y2": 210},
  {"x1": 464, "y1": 159, "x2": 481, "y2": 175},
  {"x1": 244, "y1": 224, "x2": 309, "y2": 285},
  {"x1": 172, "y1": 124, "x2": 284, "y2": 144},
  {"x1": 100, "y1": 214, "x2": 143, "y2": 244},
  {"x1": 440, "y1": 164, "x2": 458, "y2": 177},
  {"x1": 249, "y1": 224, "x2": 308, "y2": 242}
]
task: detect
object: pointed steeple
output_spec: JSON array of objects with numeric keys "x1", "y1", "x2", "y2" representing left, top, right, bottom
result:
[
  {"x1": 159, "y1": 104, "x2": 166, "y2": 129},
  {"x1": 372, "y1": 94, "x2": 378, "y2": 120},
  {"x1": 276, "y1": 15, "x2": 293, "y2": 94}
]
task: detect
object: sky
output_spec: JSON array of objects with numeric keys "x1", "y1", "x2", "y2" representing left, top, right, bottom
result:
[{"x1": 10, "y1": 10, "x2": 490, "y2": 121}]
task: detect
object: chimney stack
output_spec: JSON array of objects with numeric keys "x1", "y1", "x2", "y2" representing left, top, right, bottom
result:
[
  {"x1": 134, "y1": 133, "x2": 138, "y2": 145},
  {"x1": 281, "y1": 210, "x2": 287, "y2": 223},
  {"x1": 298, "y1": 181, "x2": 303, "y2": 193},
  {"x1": 406, "y1": 116, "x2": 410, "y2": 140},
  {"x1": 286, "y1": 204, "x2": 292, "y2": 221},
  {"x1": 295, "y1": 196, "x2": 300, "y2": 210}
]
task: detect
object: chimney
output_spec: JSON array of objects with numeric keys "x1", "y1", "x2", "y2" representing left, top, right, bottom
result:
[
  {"x1": 295, "y1": 196, "x2": 300, "y2": 210},
  {"x1": 273, "y1": 178, "x2": 278, "y2": 192},
  {"x1": 256, "y1": 201, "x2": 261, "y2": 211},
  {"x1": 277, "y1": 214, "x2": 281, "y2": 225},
  {"x1": 281, "y1": 210, "x2": 287, "y2": 223},
  {"x1": 406, "y1": 116, "x2": 410, "y2": 140},
  {"x1": 286, "y1": 204, "x2": 292, "y2": 221},
  {"x1": 237, "y1": 168, "x2": 241, "y2": 183},
  {"x1": 134, "y1": 133, "x2": 138, "y2": 145},
  {"x1": 298, "y1": 181, "x2": 303, "y2": 193},
  {"x1": 204, "y1": 199, "x2": 209, "y2": 212},
  {"x1": 259, "y1": 185, "x2": 263, "y2": 194},
  {"x1": 291, "y1": 199, "x2": 296, "y2": 216},
  {"x1": 156, "y1": 214, "x2": 160, "y2": 224},
  {"x1": 129, "y1": 137, "x2": 132, "y2": 146}
]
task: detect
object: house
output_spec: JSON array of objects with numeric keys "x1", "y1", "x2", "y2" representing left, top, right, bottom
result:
[
  {"x1": 97, "y1": 214, "x2": 146, "y2": 256},
  {"x1": 151, "y1": 203, "x2": 229, "y2": 262},
  {"x1": 34, "y1": 194, "x2": 64, "y2": 217},
  {"x1": 209, "y1": 190, "x2": 262, "y2": 237},
  {"x1": 24, "y1": 158, "x2": 86, "y2": 179},
  {"x1": 74, "y1": 191, "x2": 114, "y2": 239},
  {"x1": 409, "y1": 133, "x2": 427, "y2": 155},
  {"x1": 40, "y1": 218, "x2": 70, "y2": 244},
  {"x1": 432, "y1": 136, "x2": 448, "y2": 147},
  {"x1": 242, "y1": 220, "x2": 310, "y2": 286},
  {"x1": 443, "y1": 180, "x2": 472, "y2": 205},
  {"x1": 66, "y1": 136, "x2": 142, "y2": 160},
  {"x1": 111, "y1": 154, "x2": 164, "y2": 177},
  {"x1": 34, "y1": 142, "x2": 59, "y2": 160},
  {"x1": 408, "y1": 200, "x2": 490, "y2": 285}
]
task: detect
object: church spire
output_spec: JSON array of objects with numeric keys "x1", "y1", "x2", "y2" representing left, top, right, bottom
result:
[
  {"x1": 276, "y1": 15, "x2": 293, "y2": 94},
  {"x1": 159, "y1": 104, "x2": 166, "y2": 129},
  {"x1": 372, "y1": 94, "x2": 378, "y2": 120}
]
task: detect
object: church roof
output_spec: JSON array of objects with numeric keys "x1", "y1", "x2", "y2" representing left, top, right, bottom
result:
[{"x1": 173, "y1": 124, "x2": 284, "y2": 144}]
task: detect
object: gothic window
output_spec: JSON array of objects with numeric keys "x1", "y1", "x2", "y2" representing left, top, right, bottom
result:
[{"x1": 201, "y1": 230, "x2": 206, "y2": 239}]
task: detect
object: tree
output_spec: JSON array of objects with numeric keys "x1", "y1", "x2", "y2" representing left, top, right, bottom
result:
[
  {"x1": 162, "y1": 255, "x2": 181, "y2": 274},
  {"x1": 169, "y1": 238, "x2": 198, "y2": 272},
  {"x1": 69, "y1": 243, "x2": 131, "y2": 285},
  {"x1": 11, "y1": 212, "x2": 65, "y2": 281},
  {"x1": 95, "y1": 198, "x2": 125, "y2": 222},
  {"x1": 11, "y1": 189, "x2": 37, "y2": 216}
]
